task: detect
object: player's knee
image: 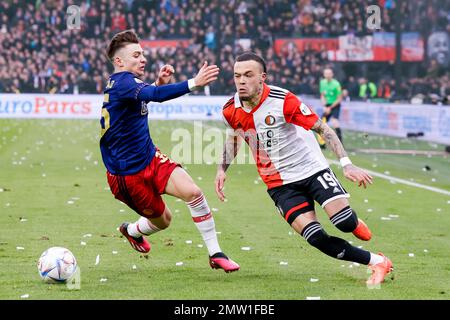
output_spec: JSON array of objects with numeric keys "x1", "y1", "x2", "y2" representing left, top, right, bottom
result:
[
  {"x1": 329, "y1": 206, "x2": 357, "y2": 232},
  {"x1": 184, "y1": 186, "x2": 203, "y2": 203}
]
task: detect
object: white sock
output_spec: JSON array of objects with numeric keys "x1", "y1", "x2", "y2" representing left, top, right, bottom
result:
[
  {"x1": 186, "y1": 194, "x2": 221, "y2": 256},
  {"x1": 369, "y1": 253, "x2": 384, "y2": 265},
  {"x1": 127, "y1": 217, "x2": 161, "y2": 238}
]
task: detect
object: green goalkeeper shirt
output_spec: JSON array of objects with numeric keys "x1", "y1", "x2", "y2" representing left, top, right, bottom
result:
[{"x1": 320, "y1": 79, "x2": 342, "y2": 105}]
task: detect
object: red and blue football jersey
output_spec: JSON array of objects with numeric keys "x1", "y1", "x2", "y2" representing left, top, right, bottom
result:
[{"x1": 100, "y1": 71, "x2": 190, "y2": 175}]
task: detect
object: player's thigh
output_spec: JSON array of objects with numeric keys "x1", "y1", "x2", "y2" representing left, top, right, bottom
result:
[
  {"x1": 268, "y1": 183, "x2": 315, "y2": 226},
  {"x1": 164, "y1": 167, "x2": 202, "y2": 202},
  {"x1": 107, "y1": 172, "x2": 168, "y2": 220},
  {"x1": 307, "y1": 168, "x2": 349, "y2": 215}
]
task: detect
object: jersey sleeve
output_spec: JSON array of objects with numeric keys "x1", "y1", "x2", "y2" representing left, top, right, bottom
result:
[
  {"x1": 222, "y1": 98, "x2": 238, "y2": 136},
  {"x1": 117, "y1": 73, "x2": 151, "y2": 101},
  {"x1": 283, "y1": 92, "x2": 319, "y2": 130}
]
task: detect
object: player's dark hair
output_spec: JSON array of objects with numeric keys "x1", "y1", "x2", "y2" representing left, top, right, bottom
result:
[
  {"x1": 106, "y1": 29, "x2": 140, "y2": 62},
  {"x1": 235, "y1": 52, "x2": 267, "y2": 73}
]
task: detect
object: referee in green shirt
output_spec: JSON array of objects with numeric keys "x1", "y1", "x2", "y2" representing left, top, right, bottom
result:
[{"x1": 320, "y1": 68, "x2": 344, "y2": 144}]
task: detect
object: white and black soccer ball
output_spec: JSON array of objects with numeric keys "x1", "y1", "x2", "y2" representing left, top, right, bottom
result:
[{"x1": 37, "y1": 247, "x2": 77, "y2": 283}]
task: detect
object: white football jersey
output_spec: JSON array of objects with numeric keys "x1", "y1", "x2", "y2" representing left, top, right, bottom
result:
[{"x1": 222, "y1": 84, "x2": 329, "y2": 189}]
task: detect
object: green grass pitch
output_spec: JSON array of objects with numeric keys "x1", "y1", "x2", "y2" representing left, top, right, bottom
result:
[{"x1": 0, "y1": 119, "x2": 449, "y2": 299}]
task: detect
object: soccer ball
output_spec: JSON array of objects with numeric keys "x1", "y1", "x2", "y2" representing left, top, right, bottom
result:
[{"x1": 37, "y1": 247, "x2": 77, "y2": 283}]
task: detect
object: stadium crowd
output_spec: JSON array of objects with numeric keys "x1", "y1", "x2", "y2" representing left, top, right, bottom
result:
[{"x1": 0, "y1": 0, "x2": 449, "y2": 104}]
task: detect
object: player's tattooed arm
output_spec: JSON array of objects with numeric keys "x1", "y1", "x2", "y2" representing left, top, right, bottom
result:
[
  {"x1": 311, "y1": 119, "x2": 373, "y2": 188},
  {"x1": 311, "y1": 119, "x2": 347, "y2": 159},
  {"x1": 216, "y1": 134, "x2": 242, "y2": 201}
]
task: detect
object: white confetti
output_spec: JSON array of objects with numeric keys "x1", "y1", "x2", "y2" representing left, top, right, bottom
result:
[
  {"x1": 216, "y1": 231, "x2": 221, "y2": 235},
  {"x1": 436, "y1": 208, "x2": 442, "y2": 212},
  {"x1": 132, "y1": 264, "x2": 137, "y2": 270},
  {"x1": 112, "y1": 251, "x2": 118, "y2": 255},
  {"x1": 0, "y1": 188, "x2": 3, "y2": 192},
  {"x1": 20, "y1": 218, "x2": 27, "y2": 222},
  {"x1": 197, "y1": 244, "x2": 203, "y2": 248},
  {"x1": 367, "y1": 208, "x2": 373, "y2": 212},
  {"x1": 100, "y1": 278, "x2": 108, "y2": 282},
  {"x1": 357, "y1": 245, "x2": 363, "y2": 249},
  {"x1": 20, "y1": 294, "x2": 29, "y2": 299},
  {"x1": 67, "y1": 201, "x2": 74, "y2": 205},
  {"x1": 279, "y1": 261, "x2": 288, "y2": 266},
  {"x1": 185, "y1": 240, "x2": 192, "y2": 244},
  {"x1": 381, "y1": 217, "x2": 392, "y2": 220},
  {"x1": 176, "y1": 199, "x2": 182, "y2": 202},
  {"x1": 83, "y1": 233, "x2": 92, "y2": 238},
  {"x1": 224, "y1": 199, "x2": 228, "y2": 202},
  {"x1": 176, "y1": 262, "x2": 184, "y2": 266},
  {"x1": 212, "y1": 208, "x2": 219, "y2": 212},
  {"x1": 384, "y1": 171, "x2": 390, "y2": 175},
  {"x1": 95, "y1": 255, "x2": 100, "y2": 265},
  {"x1": 254, "y1": 180, "x2": 259, "y2": 184},
  {"x1": 388, "y1": 214, "x2": 399, "y2": 218},
  {"x1": 197, "y1": 177, "x2": 203, "y2": 180},
  {"x1": 80, "y1": 241, "x2": 86, "y2": 246},
  {"x1": 431, "y1": 178, "x2": 436, "y2": 182},
  {"x1": 353, "y1": 262, "x2": 360, "y2": 267},
  {"x1": 16, "y1": 246, "x2": 24, "y2": 250},
  {"x1": 397, "y1": 190, "x2": 403, "y2": 194},
  {"x1": 241, "y1": 246, "x2": 251, "y2": 251},
  {"x1": 42, "y1": 173, "x2": 46, "y2": 177},
  {"x1": 310, "y1": 278, "x2": 319, "y2": 282},
  {"x1": 288, "y1": 231, "x2": 294, "y2": 236},
  {"x1": 6, "y1": 203, "x2": 10, "y2": 207},
  {"x1": 174, "y1": 209, "x2": 180, "y2": 213},
  {"x1": 364, "y1": 199, "x2": 368, "y2": 203},
  {"x1": 306, "y1": 297, "x2": 321, "y2": 300},
  {"x1": 408, "y1": 253, "x2": 415, "y2": 257},
  {"x1": 119, "y1": 209, "x2": 125, "y2": 213},
  {"x1": 424, "y1": 249, "x2": 428, "y2": 253}
]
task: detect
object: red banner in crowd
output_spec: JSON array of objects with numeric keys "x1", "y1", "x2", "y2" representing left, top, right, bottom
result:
[
  {"x1": 274, "y1": 38, "x2": 338, "y2": 55},
  {"x1": 141, "y1": 39, "x2": 190, "y2": 49}
]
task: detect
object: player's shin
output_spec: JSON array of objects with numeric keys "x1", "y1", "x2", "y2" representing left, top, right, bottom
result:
[
  {"x1": 186, "y1": 194, "x2": 221, "y2": 256},
  {"x1": 301, "y1": 222, "x2": 371, "y2": 265},
  {"x1": 127, "y1": 217, "x2": 161, "y2": 237}
]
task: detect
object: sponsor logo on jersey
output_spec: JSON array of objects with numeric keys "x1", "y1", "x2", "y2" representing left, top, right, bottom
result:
[
  {"x1": 300, "y1": 102, "x2": 312, "y2": 116},
  {"x1": 141, "y1": 101, "x2": 148, "y2": 115},
  {"x1": 265, "y1": 115, "x2": 276, "y2": 126}
]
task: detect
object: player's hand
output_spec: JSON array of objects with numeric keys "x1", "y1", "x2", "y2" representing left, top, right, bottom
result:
[
  {"x1": 343, "y1": 164, "x2": 373, "y2": 188},
  {"x1": 194, "y1": 61, "x2": 220, "y2": 87},
  {"x1": 215, "y1": 170, "x2": 227, "y2": 202},
  {"x1": 156, "y1": 64, "x2": 175, "y2": 86}
]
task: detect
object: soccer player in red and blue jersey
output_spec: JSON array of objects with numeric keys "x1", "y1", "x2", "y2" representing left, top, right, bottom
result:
[{"x1": 100, "y1": 30, "x2": 239, "y2": 272}]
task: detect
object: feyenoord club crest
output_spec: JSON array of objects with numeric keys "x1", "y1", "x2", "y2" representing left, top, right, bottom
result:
[{"x1": 265, "y1": 115, "x2": 276, "y2": 126}]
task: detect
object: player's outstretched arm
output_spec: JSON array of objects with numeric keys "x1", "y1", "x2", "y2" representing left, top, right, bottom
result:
[
  {"x1": 311, "y1": 119, "x2": 373, "y2": 188},
  {"x1": 215, "y1": 134, "x2": 243, "y2": 201},
  {"x1": 138, "y1": 61, "x2": 219, "y2": 102}
]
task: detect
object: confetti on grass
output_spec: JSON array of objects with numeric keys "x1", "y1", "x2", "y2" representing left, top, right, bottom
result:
[
  {"x1": 95, "y1": 255, "x2": 100, "y2": 265},
  {"x1": 20, "y1": 294, "x2": 29, "y2": 299},
  {"x1": 279, "y1": 261, "x2": 288, "y2": 266},
  {"x1": 310, "y1": 278, "x2": 319, "y2": 282},
  {"x1": 176, "y1": 262, "x2": 184, "y2": 266},
  {"x1": 241, "y1": 247, "x2": 251, "y2": 251},
  {"x1": 306, "y1": 297, "x2": 320, "y2": 300}
]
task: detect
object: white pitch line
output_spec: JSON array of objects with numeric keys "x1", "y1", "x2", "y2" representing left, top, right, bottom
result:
[{"x1": 328, "y1": 160, "x2": 450, "y2": 196}]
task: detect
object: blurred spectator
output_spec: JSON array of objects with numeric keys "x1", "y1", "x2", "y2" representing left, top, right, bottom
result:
[{"x1": 359, "y1": 78, "x2": 377, "y2": 100}]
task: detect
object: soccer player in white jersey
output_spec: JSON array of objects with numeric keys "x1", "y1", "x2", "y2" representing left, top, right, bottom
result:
[{"x1": 215, "y1": 52, "x2": 393, "y2": 286}]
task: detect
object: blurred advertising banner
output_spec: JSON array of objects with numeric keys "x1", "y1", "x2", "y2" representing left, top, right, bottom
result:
[
  {"x1": 141, "y1": 39, "x2": 190, "y2": 49},
  {"x1": 321, "y1": 32, "x2": 424, "y2": 62},
  {"x1": 1, "y1": 94, "x2": 447, "y2": 144},
  {"x1": 372, "y1": 32, "x2": 424, "y2": 61}
]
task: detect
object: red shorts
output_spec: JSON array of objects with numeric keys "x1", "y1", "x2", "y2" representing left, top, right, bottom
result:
[{"x1": 107, "y1": 150, "x2": 180, "y2": 219}]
